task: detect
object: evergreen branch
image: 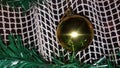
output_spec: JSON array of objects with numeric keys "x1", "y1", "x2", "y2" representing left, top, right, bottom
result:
[
  {"x1": 0, "y1": 0, "x2": 45, "y2": 11},
  {"x1": 0, "y1": 34, "x2": 48, "y2": 68},
  {"x1": 0, "y1": 34, "x2": 119, "y2": 68}
]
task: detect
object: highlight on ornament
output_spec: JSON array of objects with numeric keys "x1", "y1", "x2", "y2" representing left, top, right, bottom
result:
[{"x1": 70, "y1": 31, "x2": 79, "y2": 38}]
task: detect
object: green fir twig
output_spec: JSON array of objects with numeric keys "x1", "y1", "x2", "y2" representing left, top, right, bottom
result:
[{"x1": 0, "y1": 0, "x2": 45, "y2": 11}]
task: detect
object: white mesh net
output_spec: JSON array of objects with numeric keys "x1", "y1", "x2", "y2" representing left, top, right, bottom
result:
[{"x1": 0, "y1": 0, "x2": 120, "y2": 64}]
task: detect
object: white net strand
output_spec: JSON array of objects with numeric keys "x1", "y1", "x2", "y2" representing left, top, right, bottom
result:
[
  {"x1": 0, "y1": 0, "x2": 120, "y2": 64},
  {"x1": 37, "y1": 2, "x2": 60, "y2": 61}
]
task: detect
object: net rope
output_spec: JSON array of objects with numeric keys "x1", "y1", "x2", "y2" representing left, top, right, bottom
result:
[{"x1": 0, "y1": 0, "x2": 120, "y2": 64}]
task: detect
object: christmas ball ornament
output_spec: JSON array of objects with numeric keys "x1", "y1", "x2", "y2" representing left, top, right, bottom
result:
[{"x1": 56, "y1": 8, "x2": 94, "y2": 52}]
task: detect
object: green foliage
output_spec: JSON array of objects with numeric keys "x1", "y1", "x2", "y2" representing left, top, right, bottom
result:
[
  {"x1": 0, "y1": 34, "x2": 119, "y2": 68},
  {"x1": 0, "y1": 0, "x2": 44, "y2": 10},
  {"x1": 0, "y1": 35, "x2": 49, "y2": 68}
]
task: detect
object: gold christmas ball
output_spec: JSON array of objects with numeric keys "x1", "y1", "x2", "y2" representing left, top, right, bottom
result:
[{"x1": 57, "y1": 15, "x2": 94, "y2": 52}]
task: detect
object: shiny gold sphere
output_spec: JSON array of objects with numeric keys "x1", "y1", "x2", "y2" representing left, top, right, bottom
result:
[{"x1": 57, "y1": 15, "x2": 94, "y2": 52}]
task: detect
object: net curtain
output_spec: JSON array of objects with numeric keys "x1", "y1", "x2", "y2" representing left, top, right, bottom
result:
[{"x1": 0, "y1": 0, "x2": 120, "y2": 64}]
